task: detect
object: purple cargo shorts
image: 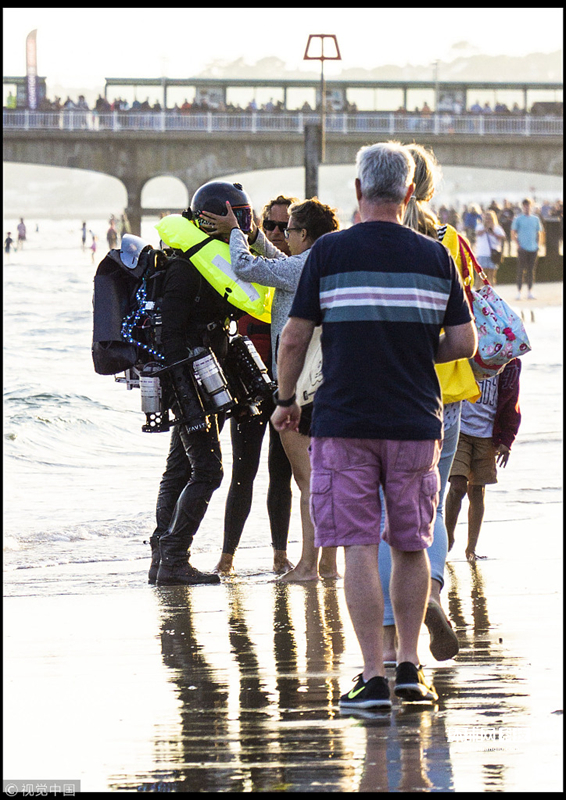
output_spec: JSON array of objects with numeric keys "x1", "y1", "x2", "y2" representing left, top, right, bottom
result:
[{"x1": 309, "y1": 437, "x2": 441, "y2": 551}]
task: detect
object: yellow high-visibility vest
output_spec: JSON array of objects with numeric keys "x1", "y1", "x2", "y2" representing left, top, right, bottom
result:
[{"x1": 155, "y1": 215, "x2": 273, "y2": 323}]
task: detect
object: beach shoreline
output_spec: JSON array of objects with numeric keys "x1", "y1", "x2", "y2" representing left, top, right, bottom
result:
[
  {"x1": 4, "y1": 282, "x2": 562, "y2": 793},
  {"x1": 4, "y1": 513, "x2": 563, "y2": 792}
]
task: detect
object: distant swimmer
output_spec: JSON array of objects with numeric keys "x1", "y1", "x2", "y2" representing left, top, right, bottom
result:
[
  {"x1": 90, "y1": 233, "x2": 98, "y2": 263},
  {"x1": 107, "y1": 219, "x2": 118, "y2": 249},
  {"x1": 17, "y1": 218, "x2": 26, "y2": 250},
  {"x1": 5, "y1": 232, "x2": 14, "y2": 258}
]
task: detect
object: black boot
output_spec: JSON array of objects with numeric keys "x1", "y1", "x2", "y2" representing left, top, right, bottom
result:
[
  {"x1": 154, "y1": 422, "x2": 223, "y2": 587},
  {"x1": 148, "y1": 536, "x2": 161, "y2": 585},
  {"x1": 156, "y1": 530, "x2": 219, "y2": 586},
  {"x1": 156, "y1": 559, "x2": 220, "y2": 586}
]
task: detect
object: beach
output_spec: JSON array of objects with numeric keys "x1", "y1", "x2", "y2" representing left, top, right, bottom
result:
[
  {"x1": 3, "y1": 221, "x2": 563, "y2": 792},
  {"x1": 4, "y1": 507, "x2": 563, "y2": 792}
]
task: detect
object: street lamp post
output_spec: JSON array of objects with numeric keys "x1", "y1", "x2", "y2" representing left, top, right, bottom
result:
[{"x1": 303, "y1": 34, "x2": 341, "y2": 163}]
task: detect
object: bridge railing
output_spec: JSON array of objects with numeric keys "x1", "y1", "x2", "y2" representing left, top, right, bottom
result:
[{"x1": 3, "y1": 109, "x2": 563, "y2": 136}]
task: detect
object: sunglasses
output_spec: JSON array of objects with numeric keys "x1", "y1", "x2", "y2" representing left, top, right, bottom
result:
[
  {"x1": 262, "y1": 219, "x2": 288, "y2": 233},
  {"x1": 283, "y1": 227, "x2": 303, "y2": 240}
]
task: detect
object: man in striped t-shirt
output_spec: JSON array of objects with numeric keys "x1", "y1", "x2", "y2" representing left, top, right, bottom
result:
[{"x1": 272, "y1": 142, "x2": 476, "y2": 710}]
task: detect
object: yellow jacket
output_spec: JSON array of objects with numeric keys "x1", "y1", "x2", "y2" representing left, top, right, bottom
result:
[{"x1": 435, "y1": 225, "x2": 480, "y2": 404}]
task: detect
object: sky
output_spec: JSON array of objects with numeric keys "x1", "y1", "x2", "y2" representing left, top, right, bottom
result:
[{"x1": 3, "y1": 7, "x2": 563, "y2": 92}]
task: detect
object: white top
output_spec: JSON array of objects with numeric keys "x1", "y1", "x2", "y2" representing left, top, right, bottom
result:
[
  {"x1": 475, "y1": 224, "x2": 505, "y2": 259},
  {"x1": 460, "y1": 375, "x2": 499, "y2": 438}
]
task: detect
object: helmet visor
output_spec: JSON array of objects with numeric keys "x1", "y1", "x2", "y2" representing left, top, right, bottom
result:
[
  {"x1": 120, "y1": 234, "x2": 150, "y2": 268},
  {"x1": 233, "y1": 205, "x2": 253, "y2": 234}
]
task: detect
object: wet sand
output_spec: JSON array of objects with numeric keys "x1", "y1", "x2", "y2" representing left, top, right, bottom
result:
[{"x1": 4, "y1": 285, "x2": 562, "y2": 793}]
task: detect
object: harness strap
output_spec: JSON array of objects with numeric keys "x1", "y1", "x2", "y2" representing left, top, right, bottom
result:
[{"x1": 182, "y1": 238, "x2": 210, "y2": 261}]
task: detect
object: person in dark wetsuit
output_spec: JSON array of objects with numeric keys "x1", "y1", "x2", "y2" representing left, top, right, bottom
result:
[
  {"x1": 149, "y1": 182, "x2": 253, "y2": 586},
  {"x1": 214, "y1": 196, "x2": 296, "y2": 576}
]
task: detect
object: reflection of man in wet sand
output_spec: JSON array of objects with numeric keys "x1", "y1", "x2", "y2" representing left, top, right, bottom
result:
[{"x1": 154, "y1": 589, "x2": 230, "y2": 792}]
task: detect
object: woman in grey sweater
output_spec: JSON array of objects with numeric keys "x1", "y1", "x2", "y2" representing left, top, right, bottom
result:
[{"x1": 203, "y1": 198, "x2": 340, "y2": 582}]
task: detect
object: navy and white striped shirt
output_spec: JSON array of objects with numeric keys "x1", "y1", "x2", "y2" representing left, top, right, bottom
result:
[{"x1": 289, "y1": 221, "x2": 472, "y2": 440}]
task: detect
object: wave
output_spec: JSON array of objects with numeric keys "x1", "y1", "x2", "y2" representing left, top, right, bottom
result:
[
  {"x1": 3, "y1": 510, "x2": 220, "y2": 579},
  {"x1": 4, "y1": 514, "x2": 150, "y2": 549},
  {"x1": 4, "y1": 389, "x2": 100, "y2": 405}
]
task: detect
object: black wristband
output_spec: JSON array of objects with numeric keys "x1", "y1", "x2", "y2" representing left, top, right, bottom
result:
[{"x1": 273, "y1": 389, "x2": 296, "y2": 407}]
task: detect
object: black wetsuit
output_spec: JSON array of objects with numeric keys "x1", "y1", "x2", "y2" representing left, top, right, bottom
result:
[
  {"x1": 152, "y1": 254, "x2": 238, "y2": 562},
  {"x1": 222, "y1": 387, "x2": 292, "y2": 556},
  {"x1": 221, "y1": 314, "x2": 292, "y2": 556}
]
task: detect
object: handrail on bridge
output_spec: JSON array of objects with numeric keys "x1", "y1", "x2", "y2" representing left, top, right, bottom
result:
[{"x1": 2, "y1": 109, "x2": 563, "y2": 137}]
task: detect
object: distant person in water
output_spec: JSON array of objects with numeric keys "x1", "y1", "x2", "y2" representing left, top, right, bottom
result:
[
  {"x1": 107, "y1": 219, "x2": 118, "y2": 249},
  {"x1": 5, "y1": 232, "x2": 14, "y2": 259},
  {"x1": 17, "y1": 218, "x2": 26, "y2": 250},
  {"x1": 119, "y1": 214, "x2": 131, "y2": 241},
  {"x1": 81, "y1": 222, "x2": 87, "y2": 250},
  {"x1": 90, "y1": 234, "x2": 98, "y2": 263}
]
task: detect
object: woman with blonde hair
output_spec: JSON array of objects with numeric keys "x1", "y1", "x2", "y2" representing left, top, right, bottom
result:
[{"x1": 402, "y1": 143, "x2": 441, "y2": 238}]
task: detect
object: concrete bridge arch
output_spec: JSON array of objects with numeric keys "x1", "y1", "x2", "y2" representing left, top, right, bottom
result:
[
  {"x1": 142, "y1": 174, "x2": 189, "y2": 212},
  {"x1": 3, "y1": 127, "x2": 562, "y2": 233}
]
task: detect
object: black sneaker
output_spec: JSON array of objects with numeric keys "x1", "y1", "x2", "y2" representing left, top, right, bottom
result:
[
  {"x1": 394, "y1": 662, "x2": 438, "y2": 702},
  {"x1": 156, "y1": 561, "x2": 221, "y2": 586},
  {"x1": 339, "y1": 673, "x2": 392, "y2": 710}
]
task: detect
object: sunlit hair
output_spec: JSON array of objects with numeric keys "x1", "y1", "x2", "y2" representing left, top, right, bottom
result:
[
  {"x1": 261, "y1": 194, "x2": 299, "y2": 222},
  {"x1": 484, "y1": 210, "x2": 498, "y2": 227},
  {"x1": 356, "y1": 142, "x2": 415, "y2": 204},
  {"x1": 288, "y1": 198, "x2": 340, "y2": 242},
  {"x1": 403, "y1": 143, "x2": 441, "y2": 237}
]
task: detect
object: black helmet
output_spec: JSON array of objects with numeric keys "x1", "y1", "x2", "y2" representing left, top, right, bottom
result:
[{"x1": 189, "y1": 181, "x2": 253, "y2": 234}]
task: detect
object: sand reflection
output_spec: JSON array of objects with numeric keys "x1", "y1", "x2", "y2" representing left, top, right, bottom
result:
[{"x1": 103, "y1": 547, "x2": 561, "y2": 792}]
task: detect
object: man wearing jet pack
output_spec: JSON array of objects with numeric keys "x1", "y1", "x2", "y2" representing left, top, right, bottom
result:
[{"x1": 149, "y1": 181, "x2": 261, "y2": 586}]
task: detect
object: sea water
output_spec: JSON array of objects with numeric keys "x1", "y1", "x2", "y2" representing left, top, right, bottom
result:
[
  {"x1": 3, "y1": 219, "x2": 563, "y2": 591},
  {"x1": 2, "y1": 219, "x2": 279, "y2": 582}
]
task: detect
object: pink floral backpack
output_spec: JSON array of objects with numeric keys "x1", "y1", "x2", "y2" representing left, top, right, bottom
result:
[{"x1": 458, "y1": 236, "x2": 532, "y2": 381}]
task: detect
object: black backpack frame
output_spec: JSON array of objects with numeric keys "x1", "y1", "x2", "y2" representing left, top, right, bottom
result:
[{"x1": 91, "y1": 247, "x2": 171, "y2": 375}]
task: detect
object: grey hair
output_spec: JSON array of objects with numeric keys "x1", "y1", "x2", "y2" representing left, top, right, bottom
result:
[{"x1": 356, "y1": 142, "x2": 415, "y2": 204}]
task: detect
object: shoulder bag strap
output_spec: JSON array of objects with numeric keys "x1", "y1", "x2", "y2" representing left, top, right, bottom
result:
[{"x1": 458, "y1": 234, "x2": 490, "y2": 288}]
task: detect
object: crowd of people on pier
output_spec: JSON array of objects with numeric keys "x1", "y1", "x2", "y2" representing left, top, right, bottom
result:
[{"x1": 4, "y1": 90, "x2": 562, "y2": 117}]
